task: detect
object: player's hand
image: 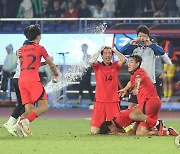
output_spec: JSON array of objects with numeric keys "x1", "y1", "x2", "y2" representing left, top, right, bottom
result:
[
  {"x1": 100, "y1": 46, "x2": 106, "y2": 52},
  {"x1": 130, "y1": 38, "x2": 139, "y2": 45},
  {"x1": 16, "y1": 49, "x2": 21, "y2": 57},
  {"x1": 131, "y1": 88, "x2": 139, "y2": 95},
  {"x1": 52, "y1": 76, "x2": 59, "y2": 83},
  {"x1": 145, "y1": 39, "x2": 152, "y2": 46},
  {"x1": 118, "y1": 89, "x2": 127, "y2": 97}
]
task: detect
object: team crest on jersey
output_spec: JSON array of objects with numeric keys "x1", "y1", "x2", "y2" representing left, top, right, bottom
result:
[{"x1": 136, "y1": 74, "x2": 140, "y2": 78}]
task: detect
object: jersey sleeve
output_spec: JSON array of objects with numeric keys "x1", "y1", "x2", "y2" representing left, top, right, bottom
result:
[
  {"x1": 115, "y1": 61, "x2": 122, "y2": 71},
  {"x1": 149, "y1": 43, "x2": 165, "y2": 56},
  {"x1": 41, "y1": 46, "x2": 49, "y2": 59},
  {"x1": 92, "y1": 61, "x2": 100, "y2": 70},
  {"x1": 167, "y1": 43, "x2": 173, "y2": 58},
  {"x1": 120, "y1": 43, "x2": 137, "y2": 55},
  {"x1": 134, "y1": 69, "x2": 145, "y2": 81}
]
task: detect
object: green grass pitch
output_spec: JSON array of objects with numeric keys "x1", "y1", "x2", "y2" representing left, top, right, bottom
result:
[{"x1": 0, "y1": 118, "x2": 180, "y2": 154}]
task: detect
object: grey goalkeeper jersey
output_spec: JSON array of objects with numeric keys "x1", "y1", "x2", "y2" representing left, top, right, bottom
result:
[{"x1": 120, "y1": 43, "x2": 165, "y2": 83}]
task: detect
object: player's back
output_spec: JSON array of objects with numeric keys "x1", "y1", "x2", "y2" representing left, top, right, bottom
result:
[{"x1": 19, "y1": 42, "x2": 48, "y2": 83}]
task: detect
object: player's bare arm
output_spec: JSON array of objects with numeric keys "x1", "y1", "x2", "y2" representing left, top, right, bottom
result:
[
  {"x1": 45, "y1": 56, "x2": 58, "y2": 76},
  {"x1": 132, "y1": 77, "x2": 141, "y2": 95},
  {"x1": 111, "y1": 47, "x2": 126, "y2": 67},
  {"x1": 89, "y1": 46, "x2": 105, "y2": 66},
  {"x1": 118, "y1": 81, "x2": 131, "y2": 97}
]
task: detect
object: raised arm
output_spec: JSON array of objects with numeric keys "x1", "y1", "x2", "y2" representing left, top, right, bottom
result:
[
  {"x1": 89, "y1": 46, "x2": 105, "y2": 66},
  {"x1": 112, "y1": 47, "x2": 126, "y2": 67}
]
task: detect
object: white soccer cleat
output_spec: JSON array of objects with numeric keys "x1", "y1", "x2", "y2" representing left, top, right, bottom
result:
[
  {"x1": 3, "y1": 123, "x2": 17, "y2": 137},
  {"x1": 19, "y1": 119, "x2": 32, "y2": 136},
  {"x1": 13, "y1": 123, "x2": 27, "y2": 137},
  {"x1": 89, "y1": 104, "x2": 94, "y2": 110}
]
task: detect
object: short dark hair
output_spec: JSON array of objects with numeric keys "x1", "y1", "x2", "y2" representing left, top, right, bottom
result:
[
  {"x1": 99, "y1": 121, "x2": 113, "y2": 134},
  {"x1": 101, "y1": 46, "x2": 113, "y2": 55},
  {"x1": 136, "y1": 25, "x2": 150, "y2": 37},
  {"x1": 24, "y1": 24, "x2": 41, "y2": 41},
  {"x1": 130, "y1": 55, "x2": 142, "y2": 68}
]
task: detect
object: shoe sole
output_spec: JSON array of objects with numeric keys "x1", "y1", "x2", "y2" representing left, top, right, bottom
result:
[{"x1": 13, "y1": 124, "x2": 27, "y2": 137}]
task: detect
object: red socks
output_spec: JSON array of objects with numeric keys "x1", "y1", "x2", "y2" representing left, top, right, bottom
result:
[{"x1": 27, "y1": 112, "x2": 37, "y2": 122}]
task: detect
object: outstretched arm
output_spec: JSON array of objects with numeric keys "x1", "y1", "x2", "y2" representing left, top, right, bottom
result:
[{"x1": 118, "y1": 81, "x2": 131, "y2": 97}]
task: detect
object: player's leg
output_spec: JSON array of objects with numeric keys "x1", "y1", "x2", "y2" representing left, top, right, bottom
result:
[
  {"x1": 11, "y1": 78, "x2": 25, "y2": 119},
  {"x1": 167, "y1": 64, "x2": 176, "y2": 101},
  {"x1": 18, "y1": 82, "x2": 48, "y2": 135},
  {"x1": 136, "y1": 125, "x2": 157, "y2": 136},
  {"x1": 90, "y1": 102, "x2": 106, "y2": 134},
  {"x1": 129, "y1": 100, "x2": 162, "y2": 129},
  {"x1": 130, "y1": 98, "x2": 168, "y2": 136},
  {"x1": 78, "y1": 81, "x2": 84, "y2": 103},
  {"x1": 162, "y1": 64, "x2": 169, "y2": 101},
  {"x1": 106, "y1": 102, "x2": 121, "y2": 121},
  {"x1": 3, "y1": 78, "x2": 25, "y2": 136},
  {"x1": 32, "y1": 99, "x2": 49, "y2": 117}
]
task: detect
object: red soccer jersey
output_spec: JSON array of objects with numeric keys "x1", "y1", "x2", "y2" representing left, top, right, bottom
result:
[
  {"x1": 130, "y1": 68, "x2": 159, "y2": 104},
  {"x1": 93, "y1": 61, "x2": 122, "y2": 102},
  {"x1": 19, "y1": 43, "x2": 49, "y2": 83}
]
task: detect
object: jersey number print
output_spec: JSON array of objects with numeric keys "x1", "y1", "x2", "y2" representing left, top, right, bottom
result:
[
  {"x1": 19, "y1": 54, "x2": 36, "y2": 71},
  {"x1": 105, "y1": 75, "x2": 112, "y2": 81}
]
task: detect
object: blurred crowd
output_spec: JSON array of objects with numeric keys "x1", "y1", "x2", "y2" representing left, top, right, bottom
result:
[{"x1": 0, "y1": 0, "x2": 180, "y2": 19}]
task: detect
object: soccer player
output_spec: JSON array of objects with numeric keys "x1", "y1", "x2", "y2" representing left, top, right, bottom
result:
[
  {"x1": 15, "y1": 24, "x2": 59, "y2": 136},
  {"x1": 99, "y1": 55, "x2": 179, "y2": 136},
  {"x1": 3, "y1": 27, "x2": 31, "y2": 136},
  {"x1": 90, "y1": 46, "x2": 126, "y2": 134},
  {"x1": 116, "y1": 25, "x2": 169, "y2": 109},
  {"x1": 3, "y1": 49, "x2": 26, "y2": 137}
]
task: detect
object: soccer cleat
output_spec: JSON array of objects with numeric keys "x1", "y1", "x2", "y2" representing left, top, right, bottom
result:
[
  {"x1": 13, "y1": 123, "x2": 27, "y2": 137},
  {"x1": 156, "y1": 120, "x2": 164, "y2": 136},
  {"x1": 89, "y1": 104, "x2": 94, "y2": 110},
  {"x1": 168, "y1": 127, "x2": 179, "y2": 136},
  {"x1": 3, "y1": 123, "x2": 17, "y2": 136},
  {"x1": 19, "y1": 119, "x2": 32, "y2": 136}
]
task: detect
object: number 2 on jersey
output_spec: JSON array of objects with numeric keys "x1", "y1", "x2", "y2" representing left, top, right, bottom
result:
[{"x1": 19, "y1": 54, "x2": 36, "y2": 71}]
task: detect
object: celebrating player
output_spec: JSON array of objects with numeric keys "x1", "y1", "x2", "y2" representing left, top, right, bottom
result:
[
  {"x1": 14, "y1": 24, "x2": 59, "y2": 136},
  {"x1": 99, "y1": 55, "x2": 179, "y2": 136},
  {"x1": 90, "y1": 46, "x2": 126, "y2": 134}
]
